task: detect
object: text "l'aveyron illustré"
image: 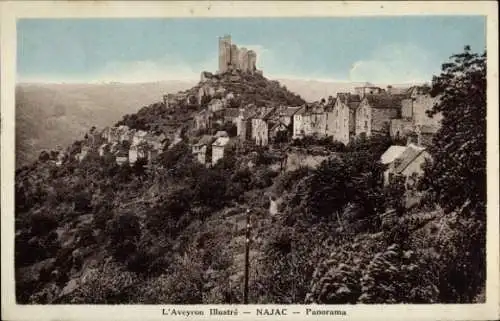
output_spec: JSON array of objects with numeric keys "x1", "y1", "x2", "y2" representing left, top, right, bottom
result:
[{"x1": 162, "y1": 307, "x2": 347, "y2": 317}]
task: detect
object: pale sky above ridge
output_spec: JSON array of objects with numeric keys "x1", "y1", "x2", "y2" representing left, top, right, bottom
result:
[{"x1": 17, "y1": 17, "x2": 486, "y2": 84}]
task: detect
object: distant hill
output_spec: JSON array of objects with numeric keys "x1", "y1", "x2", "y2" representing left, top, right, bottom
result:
[
  {"x1": 15, "y1": 81, "x2": 196, "y2": 167},
  {"x1": 276, "y1": 78, "x2": 420, "y2": 102}
]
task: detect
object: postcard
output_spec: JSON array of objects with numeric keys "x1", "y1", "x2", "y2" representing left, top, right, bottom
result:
[{"x1": 1, "y1": 1, "x2": 498, "y2": 320}]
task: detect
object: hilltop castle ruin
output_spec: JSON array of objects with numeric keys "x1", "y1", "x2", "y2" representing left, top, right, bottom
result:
[{"x1": 218, "y1": 35, "x2": 258, "y2": 74}]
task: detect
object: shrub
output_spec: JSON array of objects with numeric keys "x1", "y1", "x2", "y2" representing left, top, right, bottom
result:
[{"x1": 30, "y1": 211, "x2": 59, "y2": 236}]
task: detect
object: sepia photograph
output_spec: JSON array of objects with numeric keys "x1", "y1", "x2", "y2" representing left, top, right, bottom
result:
[{"x1": 1, "y1": 1, "x2": 499, "y2": 320}]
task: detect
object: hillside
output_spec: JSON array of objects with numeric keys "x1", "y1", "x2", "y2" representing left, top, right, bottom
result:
[{"x1": 15, "y1": 81, "x2": 196, "y2": 167}]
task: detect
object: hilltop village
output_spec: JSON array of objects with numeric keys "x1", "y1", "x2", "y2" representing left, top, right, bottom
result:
[{"x1": 48, "y1": 35, "x2": 442, "y2": 191}]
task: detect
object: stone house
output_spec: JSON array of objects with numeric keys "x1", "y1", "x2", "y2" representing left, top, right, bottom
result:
[
  {"x1": 331, "y1": 93, "x2": 361, "y2": 144},
  {"x1": 252, "y1": 107, "x2": 277, "y2": 146},
  {"x1": 198, "y1": 84, "x2": 216, "y2": 105},
  {"x1": 390, "y1": 90, "x2": 442, "y2": 143},
  {"x1": 115, "y1": 151, "x2": 129, "y2": 166},
  {"x1": 390, "y1": 118, "x2": 414, "y2": 140},
  {"x1": 132, "y1": 130, "x2": 148, "y2": 147},
  {"x1": 380, "y1": 145, "x2": 407, "y2": 186},
  {"x1": 292, "y1": 105, "x2": 307, "y2": 139},
  {"x1": 212, "y1": 136, "x2": 231, "y2": 164},
  {"x1": 382, "y1": 143, "x2": 430, "y2": 189},
  {"x1": 223, "y1": 108, "x2": 241, "y2": 125},
  {"x1": 215, "y1": 130, "x2": 229, "y2": 138},
  {"x1": 252, "y1": 117, "x2": 270, "y2": 146},
  {"x1": 355, "y1": 94, "x2": 403, "y2": 138},
  {"x1": 101, "y1": 126, "x2": 113, "y2": 142},
  {"x1": 323, "y1": 98, "x2": 337, "y2": 138},
  {"x1": 102, "y1": 126, "x2": 120, "y2": 143},
  {"x1": 269, "y1": 122, "x2": 289, "y2": 142},
  {"x1": 279, "y1": 106, "x2": 302, "y2": 128},
  {"x1": 194, "y1": 109, "x2": 211, "y2": 130},
  {"x1": 122, "y1": 129, "x2": 136, "y2": 144},
  {"x1": 236, "y1": 109, "x2": 257, "y2": 141},
  {"x1": 129, "y1": 144, "x2": 147, "y2": 165},
  {"x1": 354, "y1": 85, "x2": 385, "y2": 98},
  {"x1": 143, "y1": 133, "x2": 166, "y2": 153},
  {"x1": 309, "y1": 104, "x2": 327, "y2": 137},
  {"x1": 208, "y1": 98, "x2": 225, "y2": 112},
  {"x1": 192, "y1": 135, "x2": 215, "y2": 165},
  {"x1": 292, "y1": 103, "x2": 329, "y2": 139}
]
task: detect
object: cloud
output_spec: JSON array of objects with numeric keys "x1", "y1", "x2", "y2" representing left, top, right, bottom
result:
[
  {"x1": 92, "y1": 53, "x2": 217, "y2": 83},
  {"x1": 349, "y1": 43, "x2": 438, "y2": 84},
  {"x1": 18, "y1": 52, "x2": 219, "y2": 84}
]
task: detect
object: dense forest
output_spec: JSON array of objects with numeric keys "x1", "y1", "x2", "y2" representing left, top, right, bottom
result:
[{"x1": 15, "y1": 47, "x2": 486, "y2": 304}]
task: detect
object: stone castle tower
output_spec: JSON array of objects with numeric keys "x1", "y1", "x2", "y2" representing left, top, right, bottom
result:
[{"x1": 218, "y1": 35, "x2": 257, "y2": 74}]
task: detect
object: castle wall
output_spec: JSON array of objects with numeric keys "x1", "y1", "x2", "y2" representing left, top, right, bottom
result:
[
  {"x1": 230, "y1": 44, "x2": 239, "y2": 70},
  {"x1": 239, "y1": 47, "x2": 249, "y2": 72},
  {"x1": 247, "y1": 50, "x2": 257, "y2": 73},
  {"x1": 218, "y1": 35, "x2": 258, "y2": 74},
  {"x1": 218, "y1": 35, "x2": 231, "y2": 74}
]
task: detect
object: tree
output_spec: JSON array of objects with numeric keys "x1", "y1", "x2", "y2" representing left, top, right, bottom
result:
[
  {"x1": 423, "y1": 46, "x2": 486, "y2": 214},
  {"x1": 38, "y1": 151, "x2": 50, "y2": 162}
]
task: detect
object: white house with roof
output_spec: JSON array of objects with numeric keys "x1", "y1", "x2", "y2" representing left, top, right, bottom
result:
[
  {"x1": 381, "y1": 145, "x2": 407, "y2": 186},
  {"x1": 132, "y1": 130, "x2": 148, "y2": 146},
  {"x1": 212, "y1": 136, "x2": 231, "y2": 164},
  {"x1": 381, "y1": 144, "x2": 431, "y2": 189},
  {"x1": 192, "y1": 135, "x2": 215, "y2": 165}
]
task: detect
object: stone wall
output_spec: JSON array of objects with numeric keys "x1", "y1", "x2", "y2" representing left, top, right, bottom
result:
[
  {"x1": 401, "y1": 99, "x2": 413, "y2": 119},
  {"x1": 390, "y1": 119, "x2": 414, "y2": 138},
  {"x1": 413, "y1": 95, "x2": 442, "y2": 127},
  {"x1": 355, "y1": 100, "x2": 371, "y2": 136},
  {"x1": 371, "y1": 107, "x2": 399, "y2": 134},
  {"x1": 218, "y1": 35, "x2": 232, "y2": 74}
]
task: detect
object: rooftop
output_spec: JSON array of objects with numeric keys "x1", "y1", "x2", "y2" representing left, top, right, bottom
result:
[
  {"x1": 212, "y1": 136, "x2": 231, "y2": 147},
  {"x1": 282, "y1": 106, "x2": 303, "y2": 117},
  {"x1": 393, "y1": 144, "x2": 427, "y2": 173},
  {"x1": 380, "y1": 145, "x2": 407, "y2": 165},
  {"x1": 194, "y1": 135, "x2": 215, "y2": 146},
  {"x1": 364, "y1": 94, "x2": 404, "y2": 109}
]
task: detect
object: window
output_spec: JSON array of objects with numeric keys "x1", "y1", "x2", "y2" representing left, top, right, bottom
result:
[{"x1": 364, "y1": 120, "x2": 368, "y2": 129}]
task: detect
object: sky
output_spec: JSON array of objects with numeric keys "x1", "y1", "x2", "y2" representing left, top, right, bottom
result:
[{"x1": 17, "y1": 17, "x2": 486, "y2": 84}]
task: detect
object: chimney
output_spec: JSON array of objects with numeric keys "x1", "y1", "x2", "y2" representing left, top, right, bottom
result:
[{"x1": 387, "y1": 85, "x2": 393, "y2": 95}]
